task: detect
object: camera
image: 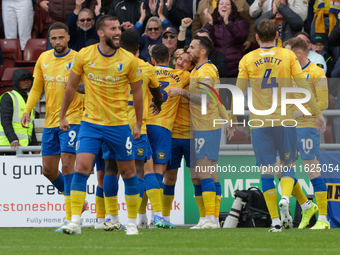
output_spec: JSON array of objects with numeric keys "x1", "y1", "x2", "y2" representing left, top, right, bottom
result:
[{"x1": 223, "y1": 189, "x2": 249, "y2": 228}]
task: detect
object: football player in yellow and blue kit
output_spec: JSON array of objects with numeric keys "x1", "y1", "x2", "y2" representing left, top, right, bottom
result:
[
  {"x1": 146, "y1": 44, "x2": 190, "y2": 228},
  {"x1": 168, "y1": 36, "x2": 223, "y2": 229},
  {"x1": 100, "y1": 30, "x2": 163, "y2": 231},
  {"x1": 284, "y1": 37, "x2": 330, "y2": 230},
  {"x1": 21, "y1": 22, "x2": 85, "y2": 231},
  {"x1": 227, "y1": 19, "x2": 326, "y2": 232},
  {"x1": 59, "y1": 15, "x2": 143, "y2": 235},
  {"x1": 162, "y1": 47, "x2": 195, "y2": 223}
]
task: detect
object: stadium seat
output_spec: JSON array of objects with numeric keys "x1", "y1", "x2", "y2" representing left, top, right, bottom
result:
[
  {"x1": 0, "y1": 67, "x2": 35, "y2": 96},
  {"x1": 1, "y1": 67, "x2": 35, "y2": 86},
  {"x1": 0, "y1": 39, "x2": 22, "y2": 61},
  {"x1": 16, "y1": 39, "x2": 47, "y2": 66},
  {"x1": 0, "y1": 39, "x2": 22, "y2": 79}
]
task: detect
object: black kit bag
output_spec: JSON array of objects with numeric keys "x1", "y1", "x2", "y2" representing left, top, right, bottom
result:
[{"x1": 237, "y1": 187, "x2": 271, "y2": 228}]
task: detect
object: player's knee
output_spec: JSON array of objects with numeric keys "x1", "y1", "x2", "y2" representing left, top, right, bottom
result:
[
  {"x1": 61, "y1": 163, "x2": 74, "y2": 175},
  {"x1": 120, "y1": 168, "x2": 135, "y2": 179},
  {"x1": 42, "y1": 166, "x2": 59, "y2": 180},
  {"x1": 75, "y1": 161, "x2": 92, "y2": 175},
  {"x1": 164, "y1": 175, "x2": 177, "y2": 185}
]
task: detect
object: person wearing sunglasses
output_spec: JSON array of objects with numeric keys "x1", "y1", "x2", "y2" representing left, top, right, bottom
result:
[
  {"x1": 66, "y1": 0, "x2": 102, "y2": 51},
  {"x1": 162, "y1": 27, "x2": 179, "y2": 68},
  {"x1": 133, "y1": 0, "x2": 171, "y2": 62}
]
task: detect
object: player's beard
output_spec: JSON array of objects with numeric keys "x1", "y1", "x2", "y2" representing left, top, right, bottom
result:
[
  {"x1": 190, "y1": 53, "x2": 199, "y2": 65},
  {"x1": 105, "y1": 34, "x2": 120, "y2": 50},
  {"x1": 54, "y1": 44, "x2": 67, "y2": 54}
]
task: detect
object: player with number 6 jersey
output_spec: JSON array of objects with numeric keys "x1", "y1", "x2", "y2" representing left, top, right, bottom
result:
[
  {"x1": 59, "y1": 15, "x2": 143, "y2": 236},
  {"x1": 21, "y1": 22, "x2": 85, "y2": 231}
]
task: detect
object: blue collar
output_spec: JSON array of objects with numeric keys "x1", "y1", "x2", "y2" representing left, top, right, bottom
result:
[
  {"x1": 301, "y1": 60, "x2": 311, "y2": 70},
  {"x1": 196, "y1": 61, "x2": 211, "y2": 70},
  {"x1": 54, "y1": 48, "x2": 71, "y2": 58},
  {"x1": 260, "y1": 46, "x2": 275, "y2": 49},
  {"x1": 97, "y1": 44, "x2": 117, "y2": 57}
]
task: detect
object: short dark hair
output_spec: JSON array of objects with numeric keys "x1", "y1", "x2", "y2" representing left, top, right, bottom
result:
[
  {"x1": 96, "y1": 15, "x2": 119, "y2": 31},
  {"x1": 286, "y1": 37, "x2": 309, "y2": 54},
  {"x1": 121, "y1": 31, "x2": 139, "y2": 55},
  {"x1": 256, "y1": 19, "x2": 277, "y2": 42},
  {"x1": 193, "y1": 35, "x2": 213, "y2": 56},
  {"x1": 294, "y1": 31, "x2": 310, "y2": 40},
  {"x1": 48, "y1": 22, "x2": 69, "y2": 35},
  {"x1": 152, "y1": 44, "x2": 169, "y2": 64}
]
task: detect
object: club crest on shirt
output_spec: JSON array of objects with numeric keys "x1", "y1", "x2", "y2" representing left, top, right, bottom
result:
[
  {"x1": 65, "y1": 62, "x2": 72, "y2": 70},
  {"x1": 115, "y1": 62, "x2": 123, "y2": 72},
  {"x1": 305, "y1": 74, "x2": 310, "y2": 81}
]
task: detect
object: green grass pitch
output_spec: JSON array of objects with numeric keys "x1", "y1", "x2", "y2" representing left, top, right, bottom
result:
[{"x1": 0, "y1": 227, "x2": 338, "y2": 255}]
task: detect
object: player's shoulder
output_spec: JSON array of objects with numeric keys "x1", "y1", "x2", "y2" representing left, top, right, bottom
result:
[
  {"x1": 118, "y1": 47, "x2": 135, "y2": 59},
  {"x1": 197, "y1": 62, "x2": 218, "y2": 77},
  {"x1": 69, "y1": 49, "x2": 78, "y2": 56},
  {"x1": 39, "y1": 49, "x2": 54, "y2": 59},
  {"x1": 79, "y1": 44, "x2": 96, "y2": 54},
  {"x1": 309, "y1": 61, "x2": 326, "y2": 78}
]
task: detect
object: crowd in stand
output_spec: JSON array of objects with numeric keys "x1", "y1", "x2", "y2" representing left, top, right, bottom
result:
[{"x1": 1, "y1": 0, "x2": 340, "y2": 143}]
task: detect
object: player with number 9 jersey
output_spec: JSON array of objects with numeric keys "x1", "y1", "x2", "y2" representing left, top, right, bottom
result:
[{"x1": 22, "y1": 22, "x2": 85, "y2": 228}]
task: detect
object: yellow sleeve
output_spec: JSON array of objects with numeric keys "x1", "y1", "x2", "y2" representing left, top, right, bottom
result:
[
  {"x1": 24, "y1": 79, "x2": 44, "y2": 114},
  {"x1": 71, "y1": 50, "x2": 84, "y2": 76},
  {"x1": 218, "y1": 103, "x2": 229, "y2": 120},
  {"x1": 293, "y1": 72, "x2": 322, "y2": 117},
  {"x1": 230, "y1": 59, "x2": 248, "y2": 121},
  {"x1": 305, "y1": 90, "x2": 328, "y2": 113},
  {"x1": 33, "y1": 55, "x2": 43, "y2": 81},
  {"x1": 148, "y1": 63, "x2": 159, "y2": 89},
  {"x1": 180, "y1": 71, "x2": 190, "y2": 88},
  {"x1": 128, "y1": 56, "x2": 142, "y2": 84}
]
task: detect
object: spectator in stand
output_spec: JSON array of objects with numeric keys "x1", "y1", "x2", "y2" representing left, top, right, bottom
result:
[
  {"x1": 249, "y1": 0, "x2": 308, "y2": 21},
  {"x1": 204, "y1": 0, "x2": 248, "y2": 77},
  {"x1": 101, "y1": 0, "x2": 114, "y2": 13},
  {"x1": 193, "y1": 0, "x2": 256, "y2": 51},
  {"x1": 2, "y1": 0, "x2": 33, "y2": 50},
  {"x1": 331, "y1": 59, "x2": 340, "y2": 143},
  {"x1": 311, "y1": 33, "x2": 335, "y2": 77},
  {"x1": 66, "y1": 0, "x2": 102, "y2": 51},
  {"x1": 36, "y1": 0, "x2": 98, "y2": 49},
  {"x1": 0, "y1": 69, "x2": 38, "y2": 154},
  {"x1": 254, "y1": 0, "x2": 304, "y2": 47},
  {"x1": 162, "y1": 27, "x2": 179, "y2": 68},
  {"x1": 36, "y1": 0, "x2": 97, "y2": 23},
  {"x1": 310, "y1": 0, "x2": 340, "y2": 60},
  {"x1": 142, "y1": 0, "x2": 186, "y2": 31},
  {"x1": 161, "y1": 18, "x2": 191, "y2": 68},
  {"x1": 182, "y1": 0, "x2": 202, "y2": 45},
  {"x1": 295, "y1": 31, "x2": 327, "y2": 74},
  {"x1": 108, "y1": 0, "x2": 142, "y2": 31},
  {"x1": 133, "y1": 1, "x2": 171, "y2": 62},
  {"x1": 329, "y1": 12, "x2": 340, "y2": 51}
]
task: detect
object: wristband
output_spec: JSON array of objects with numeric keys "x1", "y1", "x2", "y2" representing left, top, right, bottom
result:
[{"x1": 179, "y1": 26, "x2": 186, "y2": 32}]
